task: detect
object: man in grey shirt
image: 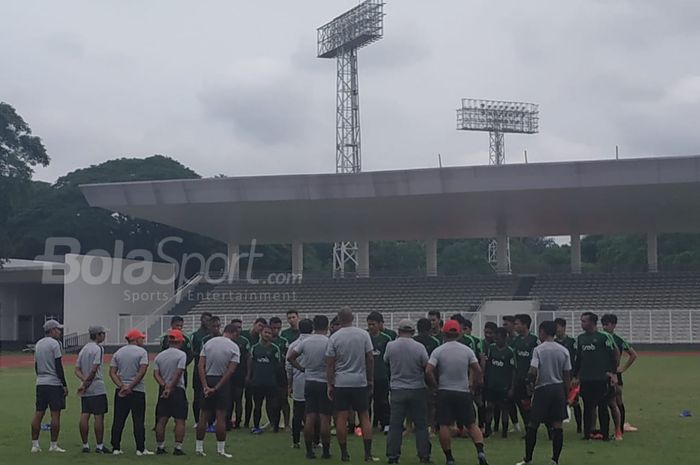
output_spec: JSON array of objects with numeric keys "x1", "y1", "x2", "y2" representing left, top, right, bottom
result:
[
  {"x1": 75, "y1": 325, "x2": 109, "y2": 453},
  {"x1": 109, "y1": 328, "x2": 150, "y2": 455},
  {"x1": 195, "y1": 323, "x2": 240, "y2": 458},
  {"x1": 426, "y1": 319, "x2": 488, "y2": 465},
  {"x1": 384, "y1": 319, "x2": 431, "y2": 464},
  {"x1": 326, "y1": 307, "x2": 377, "y2": 462},
  {"x1": 286, "y1": 319, "x2": 312, "y2": 450},
  {"x1": 517, "y1": 321, "x2": 572, "y2": 465},
  {"x1": 30, "y1": 319, "x2": 68, "y2": 453},
  {"x1": 154, "y1": 329, "x2": 189, "y2": 455},
  {"x1": 288, "y1": 315, "x2": 332, "y2": 459}
]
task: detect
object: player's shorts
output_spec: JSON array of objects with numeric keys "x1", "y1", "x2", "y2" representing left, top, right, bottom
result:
[
  {"x1": 81, "y1": 394, "x2": 108, "y2": 415},
  {"x1": 156, "y1": 387, "x2": 188, "y2": 420},
  {"x1": 436, "y1": 390, "x2": 476, "y2": 427},
  {"x1": 202, "y1": 376, "x2": 231, "y2": 412},
  {"x1": 334, "y1": 386, "x2": 369, "y2": 413},
  {"x1": 513, "y1": 379, "x2": 531, "y2": 401},
  {"x1": 36, "y1": 385, "x2": 65, "y2": 412},
  {"x1": 483, "y1": 388, "x2": 509, "y2": 404},
  {"x1": 529, "y1": 383, "x2": 567, "y2": 424},
  {"x1": 305, "y1": 380, "x2": 333, "y2": 415}
]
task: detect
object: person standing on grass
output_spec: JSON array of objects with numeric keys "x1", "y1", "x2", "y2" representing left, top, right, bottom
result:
[
  {"x1": 511, "y1": 314, "x2": 540, "y2": 431},
  {"x1": 282, "y1": 310, "x2": 301, "y2": 344},
  {"x1": 483, "y1": 327, "x2": 516, "y2": 439},
  {"x1": 109, "y1": 329, "x2": 151, "y2": 456},
  {"x1": 602, "y1": 313, "x2": 638, "y2": 436},
  {"x1": 247, "y1": 325, "x2": 282, "y2": 434},
  {"x1": 226, "y1": 319, "x2": 250, "y2": 430},
  {"x1": 367, "y1": 311, "x2": 392, "y2": 433},
  {"x1": 153, "y1": 329, "x2": 188, "y2": 456},
  {"x1": 242, "y1": 317, "x2": 267, "y2": 428},
  {"x1": 516, "y1": 321, "x2": 571, "y2": 465},
  {"x1": 413, "y1": 318, "x2": 442, "y2": 435},
  {"x1": 286, "y1": 319, "x2": 313, "y2": 449},
  {"x1": 31, "y1": 319, "x2": 68, "y2": 453},
  {"x1": 384, "y1": 319, "x2": 431, "y2": 465},
  {"x1": 75, "y1": 325, "x2": 110, "y2": 454},
  {"x1": 554, "y1": 318, "x2": 582, "y2": 434},
  {"x1": 270, "y1": 316, "x2": 292, "y2": 431},
  {"x1": 190, "y1": 311, "x2": 212, "y2": 426},
  {"x1": 326, "y1": 306, "x2": 379, "y2": 462},
  {"x1": 426, "y1": 319, "x2": 489, "y2": 465},
  {"x1": 288, "y1": 315, "x2": 333, "y2": 460},
  {"x1": 195, "y1": 323, "x2": 240, "y2": 458},
  {"x1": 573, "y1": 312, "x2": 619, "y2": 441}
]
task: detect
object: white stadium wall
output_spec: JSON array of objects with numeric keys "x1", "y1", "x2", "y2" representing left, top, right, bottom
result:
[{"x1": 63, "y1": 254, "x2": 176, "y2": 345}]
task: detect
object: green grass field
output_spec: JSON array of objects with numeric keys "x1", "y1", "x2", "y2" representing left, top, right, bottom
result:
[{"x1": 0, "y1": 355, "x2": 697, "y2": 464}]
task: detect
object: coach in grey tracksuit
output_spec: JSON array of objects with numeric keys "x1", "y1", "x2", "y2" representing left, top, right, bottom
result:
[{"x1": 384, "y1": 319, "x2": 431, "y2": 464}]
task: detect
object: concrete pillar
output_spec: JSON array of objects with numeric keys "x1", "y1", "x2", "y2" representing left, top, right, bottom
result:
[
  {"x1": 425, "y1": 238, "x2": 438, "y2": 277},
  {"x1": 647, "y1": 232, "x2": 658, "y2": 273},
  {"x1": 227, "y1": 241, "x2": 240, "y2": 280},
  {"x1": 570, "y1": 234, "x2": 582, "y2": 274},
  {"x1": 357, "y1": 240, "x2": 370, "y2": 278},
  {"x1": 496, "y1": 232, "x2": 509, "y2": 275},
  {"x1": 291, "y1": 240, "x2": 303, "y2": 277}
]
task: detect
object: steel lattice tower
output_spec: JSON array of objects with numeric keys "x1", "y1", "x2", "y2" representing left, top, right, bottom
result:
[
  {"x1": 318, "y1": 0, "x2": 384, "y2": 277},
  {"x1": 457, "y1": 99, "x2": 540, "y2": 274}
]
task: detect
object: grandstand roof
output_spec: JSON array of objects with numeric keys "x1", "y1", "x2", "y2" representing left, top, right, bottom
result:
[{"x1": 80, "y1": 155, "x2": 700, "y2": 244}]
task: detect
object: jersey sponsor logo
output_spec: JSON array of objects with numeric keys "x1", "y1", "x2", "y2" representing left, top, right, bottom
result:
[
  {"x1": 580, "y1": 344, "x2": 596, "y2": 351},
  {"x1": 372, "y1": 349, "x2": 382, "y2": 356},
  {"x1": 491, "y1": 359, "x2": 505, "y2": 367},
  {"x1": 517, "y1": 350, "x2": 531, "y2": 357},
  {"x1": 256, "y1": 357, "x2": 272, "y2": 363}
]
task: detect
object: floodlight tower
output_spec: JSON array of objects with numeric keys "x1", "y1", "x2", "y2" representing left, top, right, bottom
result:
[
  {"x1": 456, "y1": 99, "x2": 540, "y2": 274},
  {"x1": 318, "y1": 0, "x2": 385, "y2": 277}
]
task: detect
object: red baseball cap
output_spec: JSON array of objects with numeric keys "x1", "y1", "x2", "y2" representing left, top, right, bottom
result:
[
  {"x1": 125, "y1": 328, "x2": 146, "y2": 341},
  {"x1": 442, "y1": 319, "x2": 462, "y2": 334},
  {"x1": 168, "y1": 329, "x2": 185, "y2": 342}
]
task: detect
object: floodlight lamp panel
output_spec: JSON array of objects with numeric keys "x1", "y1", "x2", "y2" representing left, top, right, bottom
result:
[{"x1": 317, "y1": 0, "x2": 385, "y2": 58}]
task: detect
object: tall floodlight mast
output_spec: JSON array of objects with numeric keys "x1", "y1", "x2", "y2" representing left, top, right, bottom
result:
[
  {"x1": 318, "y1": 0, "x2": 385, "y2": 277},
  {"x1": 457, "y1": 99, "x2": 540, "y2": 274}
]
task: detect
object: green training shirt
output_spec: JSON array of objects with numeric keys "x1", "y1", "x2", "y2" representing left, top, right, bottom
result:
[
  {"x1": 555, "y1": 335, "x2": 577, "y2": 368},
  {"x1": 190, "y1": 327, "x2": 209, "y2": 357},
  {"x1": 511, "y1": 333, "x2": 539, "y2": 381},
  {"x1": 241, "y1": 329, "x2": 260, "y2": 346},
  {"x1": 370, "y1": 332, "x2": 392, "y2": 381},
  {"x1": 575, "y1": 331, "x2": 616, "y2": 381},
  {"x1": 485, "y1": 343, "x2": 516, "y2": 392},
  {"x1": 249, "y1": 342, "x2": 281, "y2": 387},
  {"x1": 413, "y1": 334, "x2": 442, "y2": 355},
  {"x1": 281, "y1": 327, "x2": 300, "y2": 344},
  {"x1": 459, "y1": 334, "x2": 482, "y2": 359},
  {"x1": 382, "y1": 329, "x2": 398, "y2": 341}
]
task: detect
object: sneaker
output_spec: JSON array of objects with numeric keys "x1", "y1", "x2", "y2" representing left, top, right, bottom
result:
[
  {"x1": 136, "y1": 449, "x2": 155, "y2": 456},
  {"x1": 354, "y1": 427, "x2": 363, "y2": 437},
  {"x1": 113, "y1": 449, "x2": 124, "y2": 455},
  {"x1": 614, "y1": 431, "x2": 623, "y2": 441},
  {"x1": 341, "y1": 453, "x2": 351, "y2": 462},
  {"x1": 218, "y1": 451, "x2": 233, "y2": 459},
  {"x1": 515, "y1": 461, "x2": 532, "y2": 465},
  {"x1": 251, "y1": 427, "x2": 264, "y2": 435},
  {"x1": 306, "y1": 451, "x2": 317, "y2": 459},
  {"x1": 446, "y1": 460, "x2": 455, "y2": 465},
  {"x1": 623, "y1": 422, "x2": 638, "y2": 432},
  {"x1": 49, "y1": 446, "x2": 66, "y2": 453},
  {"x1": 591, "y1": 432, "x2": 604, "y2": 440},
  {"x1": 156, "y1": 448, "x2": 167, "y2": 455},
  {"x1": 82, "y1": 447, "x2": 90, "y2": 453},
  {"x1": 196, "y1": 450, "x2": 206, "y2": 457},
  {"x1": 364, "y1": 455, "x2": 380, "y2": 462},
  {"x1": 31, "y1": 445, "x2": 42, "y2": 453},
  {"x1": 173, "y1": 449, "x2": 186, "y2": 456},
  {"x1": 96, "y1": 447, "x2": 112, "y2": 454},
  {"x1": 293, "y1": 443, "x2": 301, "y2": 449},
  {"x1": 550, "y1": 461, "x2": 559, "y2": 465},
  {"x1": 477, "y1": 453, "x2": 489, "y2": 465}
]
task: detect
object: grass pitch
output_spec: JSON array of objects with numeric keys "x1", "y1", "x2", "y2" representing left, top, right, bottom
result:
[{"x1": 0, "y1": 354, "x2": 696, "y2": 465}]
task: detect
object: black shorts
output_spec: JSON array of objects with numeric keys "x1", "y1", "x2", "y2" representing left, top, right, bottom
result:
[
  {"x1": 305, "y1": 381, "x2": 333, "y2": 415},
  {"x1": 202, "y1": 376, "x2": 231, "y2": 412},
  {"x1": 580, "y1": 380, "x2": 608, "y2": 403},
  {"x1": 483, "y1": 388, "x2": 509, "y2": 404},
  {"x1": 36, "y1": 385, "x2": 65, "y2": 412},
  {"x1": 81, "y1": 394, "x2": 108, "y2": 415},
  {"x1": 513, "y1": 379, "x2": 531, "y2": 401},
  {"x1": 156, "y1": 387, "x2": 188, "y2": 420},
  {"x1": 334, "y1": 386, "x2": 369, "y2": 413},
  {"x1": 530, "y1": 384, "x2": 567, "y2": 425},
  {"x1": 436, "y1": 390, "x2": 476, "y2": 427}
]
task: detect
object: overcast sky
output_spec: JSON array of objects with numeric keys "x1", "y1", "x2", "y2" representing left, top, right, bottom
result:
[{"x1": 2, "y1": 0, "x2": 700, "y2": 183}]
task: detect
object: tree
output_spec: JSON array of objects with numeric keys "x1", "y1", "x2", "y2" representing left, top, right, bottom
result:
[{"x1": 0, "y1": 102, "x2": 49, "y2": 262}]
